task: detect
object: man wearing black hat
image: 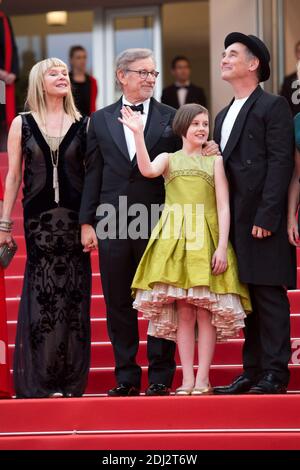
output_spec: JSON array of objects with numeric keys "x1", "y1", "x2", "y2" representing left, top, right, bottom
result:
[{"x1": 213, "y1": 33, "x2": 296, "y2": 394}]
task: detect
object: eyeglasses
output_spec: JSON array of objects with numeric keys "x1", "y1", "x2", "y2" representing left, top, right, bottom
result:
[{"x1": 125, "y1": 69, "x2": 159, "y2": 80}]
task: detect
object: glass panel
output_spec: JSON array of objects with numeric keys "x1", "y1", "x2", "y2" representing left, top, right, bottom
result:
[
  {"x1": 46, "y1": 33, "x2": 93, "y2": 72},
  {"x1": 112, "y1": 15, "x2": 154, "y2": 101},
  {"x1": 11, "y1": 11, "x2": 94, "y2": 112},
  {"x1": 15, "y1": 35, "x2": 43, "y2": 112},
  {"x1": 114, "y1": 16, "x2": 154, "y2": 56},
  {"x1": 15, "y1": 35, "x2": 43, "y2": 69}
]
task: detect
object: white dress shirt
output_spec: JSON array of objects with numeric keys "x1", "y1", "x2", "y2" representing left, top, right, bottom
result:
[
  {"x1": 122, "y1": 97, "x2": 150, "y2": 160},
  {"x1": 220, "y1": 96, "x2": 249, "y2": 152},
  {"x1": 175, "y1": 81, "x2": 190, "y2": 107}
]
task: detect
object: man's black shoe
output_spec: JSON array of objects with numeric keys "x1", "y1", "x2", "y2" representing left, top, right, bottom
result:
[
  {"x1": 213, "y1": 374, "x2": 256, "y2": 395},
  {"x1": 108, "y1": 383, "x2": 140, "y2": 397},
  {"x1": 145, "y1": 384, "x2": 170, "y2": 396},
  {"x1": 247, "y1": 373, "x2": 287, "y2": 394}
]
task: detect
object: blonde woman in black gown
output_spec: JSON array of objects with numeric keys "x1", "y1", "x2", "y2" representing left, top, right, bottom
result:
[{"x1": 0, "y1": 58, "x2": 93, "y2": 398}]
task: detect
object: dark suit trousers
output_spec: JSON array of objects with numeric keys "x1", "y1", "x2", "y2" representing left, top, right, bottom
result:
[
  {"x1": 243, "y1": 285, "x2": 291, "y2": 384},
  {"x1": 98, "y1": 236, "x2": 176, "y2": 389}
]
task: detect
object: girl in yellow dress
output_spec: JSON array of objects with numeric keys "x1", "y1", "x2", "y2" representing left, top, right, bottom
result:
[{"x1": 119, "y1": 103, "x2": 251, "y2": 396}]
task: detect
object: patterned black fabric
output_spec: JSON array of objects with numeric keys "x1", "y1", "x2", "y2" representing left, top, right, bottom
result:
[{"x1": 13, "y1": 115, "x2": 91, "y2": 398}]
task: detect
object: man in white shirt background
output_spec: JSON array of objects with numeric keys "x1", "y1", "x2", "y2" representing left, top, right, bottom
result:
[{"x1": 161, "y1": 55, "x2": 207, "y2": 109}]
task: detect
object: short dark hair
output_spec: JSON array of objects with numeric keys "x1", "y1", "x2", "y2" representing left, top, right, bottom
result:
[
  {"x1": 173, "y1": 103, "x2": 209, "y2": 138},
  {"x1": 171, "y1": 55, "x2": 190, "y2": 70},
  {"x1": 69, "y1": 45, "x2": 86, "y2": 59},
  {"x1": 245, "y1": 46, "x2": 262, "y2": 82}
]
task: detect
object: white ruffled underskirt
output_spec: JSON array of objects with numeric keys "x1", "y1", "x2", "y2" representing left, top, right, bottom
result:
[{"x1": 133, "y1": 283, "x2": 247, "y2": 342}]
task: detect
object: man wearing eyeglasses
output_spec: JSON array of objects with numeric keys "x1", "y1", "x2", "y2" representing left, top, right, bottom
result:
[{"x1": 79, "y1": 48, "x2": 218, "y2": 397}]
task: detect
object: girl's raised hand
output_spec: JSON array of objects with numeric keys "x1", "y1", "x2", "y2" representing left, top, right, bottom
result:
[{"x1": 118, "y1": 106, "x2": 144, "y2": 134}]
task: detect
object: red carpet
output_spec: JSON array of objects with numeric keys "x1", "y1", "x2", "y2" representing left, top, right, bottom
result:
[
  {"x1": 1, "y1": 395, "x2": 300, "y2": 450},
  {"x1": 0, "y1": 152, "x2": 299, "y2": 450}
]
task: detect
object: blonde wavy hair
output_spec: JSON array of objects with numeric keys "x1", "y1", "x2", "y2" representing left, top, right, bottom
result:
[{"x1": 25, "y1": 57, "x2": 81, "y2": 122}]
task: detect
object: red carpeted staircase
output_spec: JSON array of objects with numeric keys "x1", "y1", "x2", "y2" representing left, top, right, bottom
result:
[{"x1": 0, "y1": 152, "x2": 299, "y2": 450}]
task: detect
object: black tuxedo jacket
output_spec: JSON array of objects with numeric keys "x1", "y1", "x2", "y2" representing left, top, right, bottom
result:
[
  {"x1": 214, "y1": 85, "x2": 296, "y2": 287},
  {"x1": 79, "y1": 97, "x2": 181, "y2": 227},
  {"x1": 161, "y1": 83, "x2": 207, "y2": 109}
]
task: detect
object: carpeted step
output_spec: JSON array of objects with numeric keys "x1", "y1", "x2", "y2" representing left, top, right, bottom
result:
[
  {"x1": 5, "y1": 251, "x2": 100, "y2": 276},
  {"x1": 6, "y1": 314, "x2": 299, "y2": 343},
  {"x1": 83, "y1": 366, "x2": 300, "y2": 393},
  {"x1": 7, "y1": 338, "x2": 300, "y2": 368},
  {"x1": 4, "y1": 272, "x2": 102, "y2": 297},
  {"x1": 5, "y1": 294, "x2": 106, "y2": 321},
  {"x1": 6, "y1": 364, "x2": 300, "y2": 394},
  {"x1": 1, "y1": 431, "x2": 299, "y2": 451},
  {"x1": 0, "y1": 394, "x2": 300, "y2": 452}
]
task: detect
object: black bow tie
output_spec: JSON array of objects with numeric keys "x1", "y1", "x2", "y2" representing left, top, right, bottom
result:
[
  {"x1": 127, "y1": 104, "x2": 144, "y2": 114},
  {"x1": 176, "y1": 85, "x2": 189, "y2": 90}
]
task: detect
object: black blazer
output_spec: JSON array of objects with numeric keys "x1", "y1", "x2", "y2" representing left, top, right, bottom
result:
[
  {"x1": 214, "y1": 85, "x2": 296, "y2": 287},
  {"x1": 161, "y1": 83, "x2": 207, "y2": 109},
  {"x1": 79, "y1": 97, "x2": 181, "y2": 227}
]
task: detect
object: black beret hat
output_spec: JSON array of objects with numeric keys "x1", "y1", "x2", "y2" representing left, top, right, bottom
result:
[{"x1": 224, "y1": 32, "x2": 271, "y2": 82}]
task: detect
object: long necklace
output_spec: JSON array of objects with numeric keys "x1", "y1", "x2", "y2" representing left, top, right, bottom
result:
[{"x1": 44, "y1": 112, "x2": 65, "y2": 204}]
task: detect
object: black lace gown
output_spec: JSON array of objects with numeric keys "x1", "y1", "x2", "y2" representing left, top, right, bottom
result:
[{"x1": 13, "y1": 113, "x2": 91, "y2": 398}]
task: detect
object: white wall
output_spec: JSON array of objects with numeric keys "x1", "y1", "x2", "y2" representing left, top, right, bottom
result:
[{"x1": 209, "y1": 0, "x2": 258, "y2": 119}]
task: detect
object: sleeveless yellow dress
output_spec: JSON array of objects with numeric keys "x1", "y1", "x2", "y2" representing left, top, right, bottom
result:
[{"x1": 132, "y1": 151, "x2": 252, "y2": 342}]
